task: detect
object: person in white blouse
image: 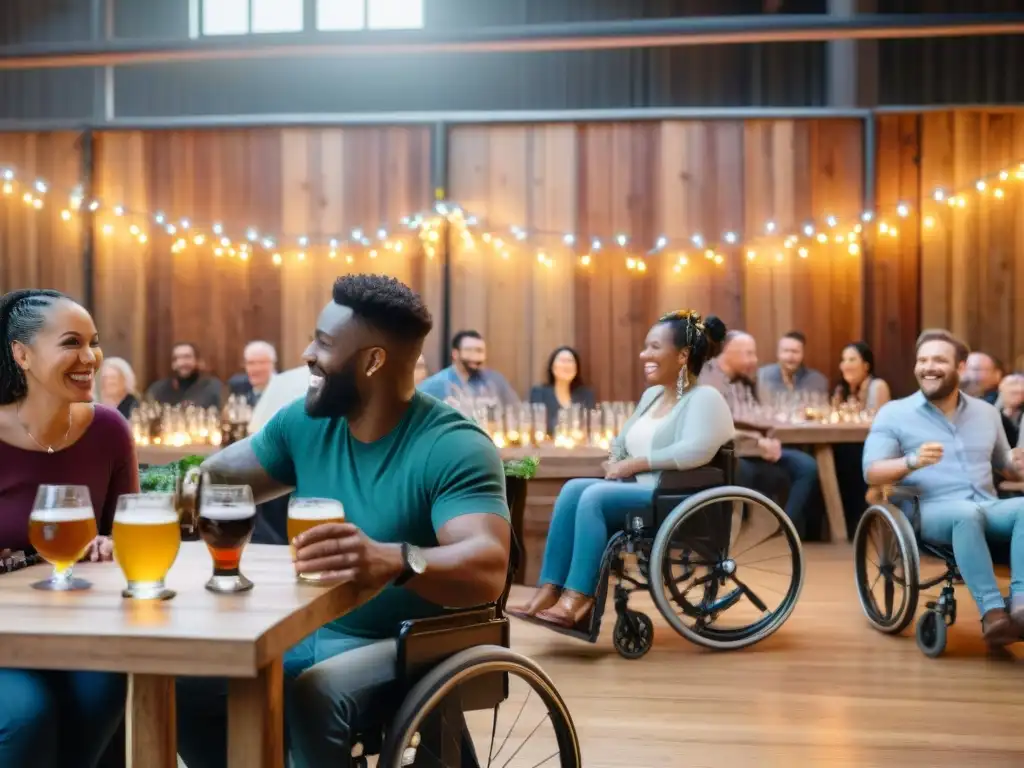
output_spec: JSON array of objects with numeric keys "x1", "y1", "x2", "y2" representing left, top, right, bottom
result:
[{"x1": 508, "y1": 310, "x2": 735, "y2": 631}]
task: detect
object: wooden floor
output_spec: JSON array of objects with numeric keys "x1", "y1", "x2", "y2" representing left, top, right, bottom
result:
[{"x1": 509, "y1": 544, "x2": 1024, "y2": 768}]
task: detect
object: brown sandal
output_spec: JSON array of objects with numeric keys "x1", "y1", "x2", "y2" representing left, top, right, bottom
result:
[
  {"x1": 507, "y1": 583, "x2": 561, "y2": 619},
  {"x1": 534, "y1": 590, "x2": 595, "y2": 630}
]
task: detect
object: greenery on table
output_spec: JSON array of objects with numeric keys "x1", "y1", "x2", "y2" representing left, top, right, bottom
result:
[
  {"x1": 139, "y1": 454, "x2": 205, "y2": 492},
  {"x1": 503, "y1": 456, "x2": 539, "y2": 481}
]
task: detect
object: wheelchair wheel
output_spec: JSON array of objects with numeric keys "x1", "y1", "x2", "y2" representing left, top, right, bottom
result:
[
  {"x1": 853, "y1": 503, "x2": 920, "y2": 635},
  {"x1": 915, "y1": 609, "x2": 947, "y2": 658},
  {"x1": 648, "y1": 486, "x2": 804, "y2": 651},
  {"x1": 379, "y1": 645, "x2": 582, "y2": 768},
  {"x1": 612, "y1": 610, "x2": 654, "y2": 659}
]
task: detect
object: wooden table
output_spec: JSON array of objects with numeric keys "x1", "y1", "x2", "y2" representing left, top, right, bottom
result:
[
  {"x1": 769, "y1": 422, "x2": 870, "y2": 543},
  {"x1": 0, "y1": 543, "x2": 364, "y2": 768}
]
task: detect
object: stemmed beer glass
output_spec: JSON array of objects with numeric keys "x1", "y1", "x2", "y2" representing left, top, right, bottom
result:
[
  {"x1": 112, "y1": 493, "x2": 181, "y2": 600},
  {"x1": 27, "y1": 485, "x2": 97, "y2": 591},
  {"x1": 198, "y1": 484, "x2": 256, "y2": 593}
]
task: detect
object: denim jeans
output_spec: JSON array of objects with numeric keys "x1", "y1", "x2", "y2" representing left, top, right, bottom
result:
[
  {"x1": 919, "y1": 497, "x2": 1024, "y2": 616},
  {"x1": 176, "y1": 626, "x2": 397, "y2": 768},
  {"x1": 736, "y1": 449, "x2": 819, "y2": 537},
  {"x1": 0, "y1": 669, "x2": 126, "y2": 768},
  {"x1": 538, "y1": 478, "x2": 655, "y2": 596}
]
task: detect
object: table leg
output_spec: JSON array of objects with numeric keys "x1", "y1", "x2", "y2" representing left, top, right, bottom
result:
[
  {"x1": 813, "y1": 444, "x2": 848, "y2": 543},
  {"x1": 227, "y1": 658, "x2": 284, "y2": 768},
  {"x1": 127, "y1": 673, "x2": 177, "y2": 768}
]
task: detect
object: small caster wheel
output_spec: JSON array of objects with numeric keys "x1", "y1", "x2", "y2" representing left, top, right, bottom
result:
[
  {"x1": 613, "y1": 610, "x2": 654, "y2": 659},
  {"x1": 916, "y1": 609, "x2": 947, "y2": 658}
]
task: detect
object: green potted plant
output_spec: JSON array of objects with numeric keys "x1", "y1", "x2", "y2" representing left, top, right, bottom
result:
[{"x1": 503, "y1": 456, "x2": 539, "y2": 584}]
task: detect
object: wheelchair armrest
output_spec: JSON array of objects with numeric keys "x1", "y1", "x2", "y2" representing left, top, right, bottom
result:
[
  {"x1": 396, "y1": 607, "x2": 509, "y2": 685},
  {"x1": 655, "y1": 467, "x2": 726, "y2": 495}
]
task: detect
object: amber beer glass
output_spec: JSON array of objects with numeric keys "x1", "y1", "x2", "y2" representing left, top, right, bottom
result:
[
  {"x1": 27, "y1": 485, "x2": 98, "y2": 591},
  {"x1": 287, "y1": 497, "x2": 345, "y2": 583},
  {"x1": 112, "y1": 493, "x2": 181, "y2": 600},
  {"x1": 198, "y1": 484, "x2": 256, "y2": 593}
]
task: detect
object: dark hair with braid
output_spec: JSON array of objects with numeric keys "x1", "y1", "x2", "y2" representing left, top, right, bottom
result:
[
  {"x1": 0, "y1": 289, "x2": 67, "y2": 405},
  {"x1": 656, "y1": 309, "x2": 728, "y2": 378}
]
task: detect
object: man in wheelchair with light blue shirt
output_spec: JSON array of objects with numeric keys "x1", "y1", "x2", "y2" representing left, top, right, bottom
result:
[{"x1": 862, "y1": 329, "x2": 1024, "y2": 648}]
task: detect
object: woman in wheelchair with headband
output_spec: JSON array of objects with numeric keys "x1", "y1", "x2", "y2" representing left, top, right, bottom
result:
[{"x1": 509, "y1": 309, "x2": 735, "y2": 631}]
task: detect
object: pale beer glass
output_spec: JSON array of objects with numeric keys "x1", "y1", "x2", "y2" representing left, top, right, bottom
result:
[
  {"x1": 27, "y1": 485, "x2": 97, "y2": 591},
  {"x1": 287, "y1": 497, "x2": 345, "y2": 583},
  {"x1": 198, "y1": 484, "x2": 256, "y2": 593},
  {"x1": 112, "y1": 493, "x2": 181, "y2": 600}
]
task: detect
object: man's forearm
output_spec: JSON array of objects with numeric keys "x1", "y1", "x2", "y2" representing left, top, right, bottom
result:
[
  {"x1": 865, "y1": 457, "x2": 912, "y2": 487},
  {"x1": 383, "y1": 537, "x2": 509, "y2": 608}
]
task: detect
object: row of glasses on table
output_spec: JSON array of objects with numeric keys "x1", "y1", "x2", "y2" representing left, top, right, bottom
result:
[
  {"x1": 452, "y1": 399, "x2": 635, "y2": 449},
  {"x1": 737, "y1": 390, "x2": 876, "y2": 427},
  {"x1": 130, "y1": 395, "x2": 254, "y2": 450},
  {"x1": 26, "y1": 484, "x2": 346, "y2": 598}
]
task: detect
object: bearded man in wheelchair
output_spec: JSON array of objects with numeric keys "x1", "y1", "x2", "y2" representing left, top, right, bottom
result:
[{"x1": 862, "y1": 329, "x2": 1024, "y2": 648}]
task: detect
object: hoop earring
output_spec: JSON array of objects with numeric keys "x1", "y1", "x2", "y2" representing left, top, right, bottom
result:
[{"x1": 676, "y1": 368, "x2": 687, "y2": 397}]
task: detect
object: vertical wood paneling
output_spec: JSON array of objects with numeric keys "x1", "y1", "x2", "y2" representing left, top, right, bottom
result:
[
  {"x1": 876, "y1": 109, "x2": 1024, "y2": 382},
  {"x1": 0, "y1": 132, "x2": 83, "y2": 301},
  {"x1": 91, "y1": 127, "x2": 432, "y2": 388}
]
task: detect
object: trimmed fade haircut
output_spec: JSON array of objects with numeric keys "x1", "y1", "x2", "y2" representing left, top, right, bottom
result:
[{"x1": 332, "y1": 274, "x2": 433, "y2": 341}]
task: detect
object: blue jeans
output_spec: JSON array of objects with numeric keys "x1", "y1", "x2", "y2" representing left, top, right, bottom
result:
[
  {"x1": 539, "y1": 478, "x2": 655, "y2": 596},
  {"x1": 0, "y1": 669, "x2": 126, "y2": 767},
  {"x1": 176, "y1": 626, "x2": 397, "y2": 768},
  {"x1": 737, "y1": 449, "x2": 819, "y2": 537},
  {"x1": 919, "y1": 497, "x2": 1024, "y2": 616}
]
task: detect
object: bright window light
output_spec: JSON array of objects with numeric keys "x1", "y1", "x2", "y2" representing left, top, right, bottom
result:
[
  {"x1": 317, "y1": 0, "x2": 366, "y2": 30},
  {"x1": 368, "y1": 0, "x2": 424, "y2": 30},
  {"x1": 202, "y1": 0, "x2": 249, "y2": 36},
  {"x1": 252, "y1": 0, "x2": 304, "y2": 33}
]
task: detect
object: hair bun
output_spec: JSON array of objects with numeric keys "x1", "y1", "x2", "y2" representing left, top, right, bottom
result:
[{"x1": 704, "y1": 315, "x2": 727, "y2": 344}]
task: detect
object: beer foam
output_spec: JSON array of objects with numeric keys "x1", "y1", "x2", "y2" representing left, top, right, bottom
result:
[
  {"x1": 30, "y1": 506, "x2": 95, "y2": 523},
  {"x1": 116, "y1": 509, "x2": 179, "y2": 525},
  {"x1": 289, "y1": 503, "x2": 344, "y2": 521},
  {"x1": 201, "y1": 503, "x2": 256, "y2": 521}
]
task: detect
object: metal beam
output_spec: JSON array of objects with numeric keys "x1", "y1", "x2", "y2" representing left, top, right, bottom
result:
[
  {"x1": 431, "y1": 122, "x2": 452, "y2": 365},
  {"x1": 78, "y1": 130, "x2": 96, "y2": 313},
  {"x1": 0, "y1": 106, "x2": 877, "y2": 133},
  {"x1": 0, "y1": 14, "x2": 1021, "y2": 70}
]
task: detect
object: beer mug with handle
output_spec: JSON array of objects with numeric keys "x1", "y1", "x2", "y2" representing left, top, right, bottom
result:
[
  {"x1": 113, "y1": 493, "x2": 181, "y2": 600},
  {"x1": 287, "y1": 497, "x2": 345, "y2": 583},
  {"x1": 199, "y1": 482, "x2": 257, "y2": 593},
  {"x1": 28, "y1": 485, "x2": 97, "y2": 591}
]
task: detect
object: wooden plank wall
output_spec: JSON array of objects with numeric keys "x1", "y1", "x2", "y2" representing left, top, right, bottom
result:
[
  {"x1": 872, "y1": 111, "x2": 1024, "y2": 393},
  {"x1": 448, "y1": 120, "x2": 865, "y2": 401},
  {"x1": 0, "y1": 132, "x2": 84, "y2": 301},
  {"x1": 91, "y1": 128, "x2": 435, "y2": 389}
]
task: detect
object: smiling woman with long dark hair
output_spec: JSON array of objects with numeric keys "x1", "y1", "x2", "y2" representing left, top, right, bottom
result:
[
  {"x1": 529, "y1": 345, "x2": 596, "y2": 434},
  {"x1": 0, "y1": 289, "x2": 136, "y2": 767}
]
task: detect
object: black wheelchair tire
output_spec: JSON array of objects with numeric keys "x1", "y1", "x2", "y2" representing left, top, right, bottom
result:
[
  {"x1": 648, "y1": 485, "x2": 805, "y2": 651},
  {"x1": 853, "y1": 503, "x2": 920, "y2": 635},
  {"x1": 915, "y1": 609, "x2": 947, "y2": 658},
  {"x1": 378, "y1": 645, "x2": 582, "y2": 768},
  {"x1": 612, "y1": 611, "x2": 654, "y2": 660}
]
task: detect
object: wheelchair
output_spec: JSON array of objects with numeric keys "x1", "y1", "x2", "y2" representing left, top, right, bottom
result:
[
  {"x1": 853, "y1": 488, "x2": 1016, "y2": 659},
  {"x1": 352, "y1": 532, "x2": 582, "y2": 767},
  {"x1": 522, "y1": 443, "x2": 806, "y2": 659}
]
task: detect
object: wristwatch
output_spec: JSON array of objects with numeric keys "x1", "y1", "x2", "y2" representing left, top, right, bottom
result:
[
  {"x1": 906, "y1": 452, "x2": 919, "y2": 471},
  {"x1": 394, "y1": 543, "x2": 427, "y2": 587}
]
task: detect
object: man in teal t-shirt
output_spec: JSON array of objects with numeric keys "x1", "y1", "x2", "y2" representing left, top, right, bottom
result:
[{"x1": 175, "y1": 275, "x2": 511, "y2": 768}]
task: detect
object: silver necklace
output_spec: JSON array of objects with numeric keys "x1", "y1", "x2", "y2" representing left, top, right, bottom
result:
[{"x1": 18, "y1": 406, "x2": 72, "y2": 454}]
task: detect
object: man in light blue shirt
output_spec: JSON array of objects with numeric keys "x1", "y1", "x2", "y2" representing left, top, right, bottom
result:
[
  {"x1": 418, "y1": 329, "x2": 519, "y2": 408},
  {"x1": 863, "y1": 329, "x2": 1024, "y2": 646}
]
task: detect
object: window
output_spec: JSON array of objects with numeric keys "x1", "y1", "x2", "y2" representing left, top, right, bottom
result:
[
  {"x1": 190, "y1": 0, "x2": 423, "y2": 38},
  {"x1": 318, "y1": 0, "x2": 423, "y2": 30}
]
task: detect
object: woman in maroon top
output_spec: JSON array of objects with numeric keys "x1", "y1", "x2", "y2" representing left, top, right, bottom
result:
[{"x1": 0, "y1": 289, "x2": 137, "y2": 767}]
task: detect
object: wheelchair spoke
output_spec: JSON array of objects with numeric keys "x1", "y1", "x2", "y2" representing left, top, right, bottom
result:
[
  {"x1": 489, "y1": 688, "x2": 531, "y2": 765},
  {"x1": 727, "y1": 573, "x2": 768, "y2": 612}
]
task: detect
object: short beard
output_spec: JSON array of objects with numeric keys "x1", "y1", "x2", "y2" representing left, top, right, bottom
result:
[
  {"x1": 305, "y1": 359, "x2": 363, "y2": 420},
  {"x1": 920, "y1": 375, "x2": 959, "y2": 402}
]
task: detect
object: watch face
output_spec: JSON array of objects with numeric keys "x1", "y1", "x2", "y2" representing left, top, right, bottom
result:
[{"x1": 407, "y1": 545, "x2": 427, "y2": 574}]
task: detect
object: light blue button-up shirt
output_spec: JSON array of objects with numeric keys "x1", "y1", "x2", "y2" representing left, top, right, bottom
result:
[
  {"x1": 862, "y1": 390, "x2": 1014, "y2": 502},
  {"x1": 417, "y1": 365, "x2": 520, "y2": 408}
]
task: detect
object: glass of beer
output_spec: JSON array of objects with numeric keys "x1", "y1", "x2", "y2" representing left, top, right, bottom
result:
[
  {"x1": 198, "y1": 483, "x2": 256, "y2": 593},
  {"x1": 287, "y1": 497, "x2": 345, "y2": 583},
  {"x1": 112, "y1": 493, "x2": 181, "y2": 600},
  {"x1": 27, "y1": 485, "x2": 98, "y2": 591}
]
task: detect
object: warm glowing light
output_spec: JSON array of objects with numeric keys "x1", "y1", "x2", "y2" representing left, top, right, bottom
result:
[
  {"x1": 272, "y1": 253, "x2": 282, "y2": 266},
  {"x1": 847, "y1": 243, "x2": 860, "y2": 256},
  {"x1": 746, "y1": 250, "x2": 756, "y2": 261},
  {"x1": 579, "y1": 254, "x2": 592, "y2": 266},
  {"x1": 798, "y1": 247, "x2": 809, "y2": 258},
  {"x1": 923, "y1": 216, "x2": 936, "y2": 229},
  {"x1": 102, "y1": 224, "x2": 113, "y2": 235},
  {"x1": 60, "y1": 209, "x2": 71, "y2": 221},
  {"x1": 994, "y1": 188, "x2": 1005, "y2": 199}
]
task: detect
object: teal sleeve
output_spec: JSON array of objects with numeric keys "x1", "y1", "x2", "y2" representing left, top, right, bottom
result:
[
  {"x1": 427, "y1": 426, "x2": 510, "y2": 531},
  {"x1": 249, "y1": 399, "x2": 300, "y2": 487}
]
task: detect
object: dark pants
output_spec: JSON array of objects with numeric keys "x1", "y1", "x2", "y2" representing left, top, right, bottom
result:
[{"x1": 737, "y1": 448, "x2": 820, "y2": 539}]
